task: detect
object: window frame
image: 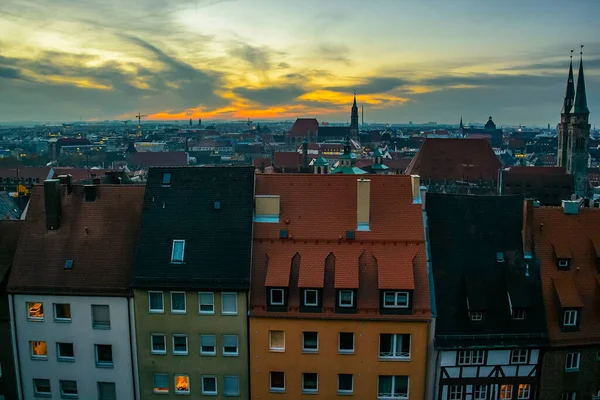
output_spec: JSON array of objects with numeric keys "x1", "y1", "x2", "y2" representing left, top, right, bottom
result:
[
  {"x1": 337, "y1": 374, "x2": 353, "y2": 395},
  {"x1": 30, "y1": 341, "x2": 48, "y2": 360},
  {"x1": 269, "y1": 330, "x2": 285, "y2": 352},
  {"x1": 449, "y1": 385, "x2": 464, "y2": 400},
  {"x1": 518, "y1": 383, "x2": 531, "y2": 400},
  {"x1": 170, "y1": 291, "x2": 186, "y2": 314},
  {"x1": 379, "y1": 333, "x2": 411, "y2": 360},
  {"x1": 510, "y1": 349, "x2": 529, "y2": 365},
  {"x1": 338, "y1": 332, "x2": 355, "y2": 354},
  {"x1": 95, "y1": 344, "x2": 114, "y2": 368},
  {"x1": 151, "y1": 334, "x2": 167, "y2": 355},
  {"x1": 473, "y1": 385, "x2": 488, "y2": 400},
  {"x1": 512, "y1": 308, "x2": 526, "y2": 320},
  {"x1": 302, "y1": 331, "x2": 319, "y2": 353},
  {"x1": 201, "y1": 375, "x2": 218, "y2": 396},
  {"x1": 53, "y1": 303, "x2": 72, "y2": 322},
  {"x1": 469, "y1": 311, "x2": 484, "y2": 321},
  {"x1": 91, "y1": 304, "x2": 111, "y2": 330},
  {"x1": 302, "y1": 373, "x2": 318, "y2": 394},
  {"x1": 97, "y1": 382, "x2": 116, "y2": 400},
  {"x1": 198, "y1": 292, "x2": 215, "y2": 315},
  {"x1": 148, "y1": 291, "x2": 164, "y2": 314},
  {"x1": 161, "y1": 172, "x2": 172, "y2": 186},
  {"x1": 221, "y1": 292, "x2": 238, "y2": 315},
  {"x1": 171, "y1": 240, "x2": 185, "y2": 264},
  {"x1": 303, "y1": 289, "x2": 319, "y2": 307},
  {"x1": 27, "y1": 302, "x2": 44, "y2": 321},
  {"x1": 377, "y1": 375, "x2": 409, "y2": 400},
  {"x1": 223, "y1": 376, "x2": 240, "y2": 397},
  {"x1": 200, "y1": 334, "x2": 216, "y2": 356},
  {"x1": 563, "y1": 309, "x2": 578, "y2": 327},
  {"x1": 174, "y1": 374, "x2": 190, "y2": 395},
  {"x1": 172, "y1": 334, "x2": 189, "y2": 356},
  {"x1": 222, "y1": 334, "x2": 239, "y2": 356},
  {"x1": 383, "y1": 291, "x2": 409, "y2": 309},
  {"x1": 338, "y1": 290, "x2": 354, "y2": 308},
  {"x1": 269, "y1": 288, "x2": 285, "y2": 306},
  {"x1": 153, "y1": 373, "x2": 169, "y2": 394},
  {"x1": 500, "y1": 384, "x2": 513, "y2": 399},
  {"x1": 56, "y1": 342, "x2": 75, "y2": 362},
  {"x1": 565, "y1": 352, "x2": 580, "y2": 371},
  {"x1": 457, "y1": 350, "x2": 485, "y2": 366},
  {"x1": 59, "y1": 380, "x2": 78, "y2": 399},
  {"x1": 269, "y1": 371, "x2": 285, "y2": 393},
  {"x1": 33, "y1": 378, "x2": 51, "y2": 397}
]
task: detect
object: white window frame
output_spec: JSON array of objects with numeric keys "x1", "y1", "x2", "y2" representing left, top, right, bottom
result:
[
  {"x1": 148, "y1": 291, "x2": 164, "y2": 314},
  {"x1": 153, "y1": 373, "x2": 169, "y2": 394},
  {"x1": 269, "y1": 330, "x2": 285, "y2": 352},
  {"x1": 470, "y1": 311, "x2": 484, "y2": 321},
  {"x1": 151, "y1": 334, "x2": 167, "y2": 355},
  {"x1": 224, "y1": 375, "x2": 240, "y2": 397},
  {"x1": 511, "y1": 349, "x2": 529, "y2": 364},
  {"x1": 222, "y1": 334, "x2": 239, "y2": 356},
  {"x1": 377, "y1": 375, "x2": 409, "y2": 400},
  {"x1": 338, "y1": 332, "x2": 355, "y2": 354},
  {"x1": 172, "y1": 334, "x2": 188, "y2": 356},
  {"x1": 558, "y1": 259, "x2": 569, "y2": 268},
  {"x1": 379, "y1": 334, "x2": 411, "y2": 359},
  {"x1": 337, "y1": 374, "x2": 353, "y2": 394},
  {"x1": 91, "y1": 304, "x2": 111, "y2": 330},
  {"x1": 383, "y1": 291, "x2": 409, "y2": 308},
  {"x1": 518, "y1": 383, "x2": 531, "y2": 400},
  {"x1": 59, "y1": 380, "x2": 78, "y2": 398},
  {"x1": 338, "y1": 290, "x2": 354, "y2": 308},
  {"x1": 221, "y1": 292, "x2": 238, "y2": 315},
  {"x1": 449, "y1": 385, "x2": 463, "y2": 400},
  {"x1": 30, "y1": 341, "x2": 48, "y2": 359},
  {"x1": 302, "y1": 331, "x2": 319, "y2": 353},
  {"x1": 304, "y1": 289, "x2": 319, "y2": 307},
  {"x1": 565, "y1": 352, "x2": 580, "y2": 371},
  {"x1": 200, "y1": 334, "x2": 216, "y2": 356},
  {"x1": 302, "y1": 373, "x2": 318, "y2": 394},
  {"x1": 270, "y1": 288, "x2": 285, "y2": 306},
  {"x1": 170, "y1": 291, "x2": 186, "y2": 314},
  {"x1": 269, "y1": 371, "x2": 285, "y2": 393},
  {"x1": 27, "y1": 302, "x2": 44, "y2": 321},
  {"x1": 512, "y1": 308, "x2": 526, "y2": 320},
  {"x1": 95, "y1": 344, "x2": 114, "y2": 367},
  {"x1": 53, "y1": 303, "x2": 71, "y2": 322},
  {"x1": 33, "y1": 379, "x2": 51, "y2": 396},
  {"x1": 564, "y1": 310, "x2": 578, "y2": 326},
  {"x1": 457, "y1": 350, "x2": 485, "y2": 366},
  {"x1": 198, "y1": 292, "x2": 215, "y2": 314},
  {"x1": 201, "y1": 375, "x2": 218, "y2": 396},
  {"x1": 56, "y1": 342, "x2": 75, "y2": 362},
  {"x1": 500, "y1": 384, "x2": 513, "y2": 399},
  {"x1": 473, "y1": 385, "x2": 488, "y2": 400},
  {"x1": 174, "y1": 374, "x2": 190, "y2": 395},
  {"x1": 171, "y1": 239, "x2": 185, "y2": 263}
]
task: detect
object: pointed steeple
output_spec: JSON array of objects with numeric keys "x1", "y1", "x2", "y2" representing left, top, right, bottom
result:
[
  {"x1": 459, "y1": 117, "x2": 464, "y2": 130},
  {"x1": 350, "y1": 90, "x2": 359, "y2": 135},
  {"x1": 561, "y1": 50, "x2": 575, "y2": 114},
  {"x1": 571, "y1": 46, "x2": 589, "y2": 115},
  {"x1": 353, "y1": 92, "x2": 357, "y2": 108}
]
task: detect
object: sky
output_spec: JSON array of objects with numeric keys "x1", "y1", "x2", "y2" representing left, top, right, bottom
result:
[{"x1": 0, "y1": 0, "x2": 599, "y2": 126}]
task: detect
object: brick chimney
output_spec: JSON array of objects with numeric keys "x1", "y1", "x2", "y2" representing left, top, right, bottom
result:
[
  {"x1": 44, "y1": 179, "x2": 62, "y2": 230},
  {"x1": 522, "y1": 199, "x2": 533, "y2": 259}
]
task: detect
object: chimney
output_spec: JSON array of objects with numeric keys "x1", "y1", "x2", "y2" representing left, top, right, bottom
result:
[
  {"x1": 44, "y1": 179, "x2": 62, "y2": 230},
  {"x1": 410, "y1": 175, "x2": 422, "y2": 204},
  {"x1": 92, "y1": 177, "x2": 101, "y2": 185},
  {"x1": 562, "y1": 199, "x2": 581, "y2": 215},
  {"x1": 57, "y1": 174, "x2": 73, "y2": 194},
  {"x1": 522, "y1": 199, "x2": 533, "y2": 259},
  {"x1": 84, "y1": 185, "x2": 97, "y2": 202},
  {"x1": 356, "y1": 178, "x2": 371, "y2": 231}
]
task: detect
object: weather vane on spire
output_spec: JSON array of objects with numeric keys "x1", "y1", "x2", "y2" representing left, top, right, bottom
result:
[
  {"x1": 570, "y1": 49, "x2": 574, "y2": 59},
  {"x1": 580, "y1": 44, "x2": 584, "y2": 56},
  {"x1": 353, "y1": 89, "x2": 356, "y2": 96}
]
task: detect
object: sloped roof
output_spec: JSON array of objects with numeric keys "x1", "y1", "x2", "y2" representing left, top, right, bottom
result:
[
  {"x1": 502, "y1": 166, "x2": 573, "y2": 206},
  {"x1": 0, "y1": 220, "x2": 22, "y2": 283},
  {"x1": 406, "y1": 138, "x2": 501, "y2": 182},
  {"x1": 127, "y1": 151, "x2": 187, "y2": 168},
  {"x1": 8, "y1": 185, "x2": 145, "y2": 296},
  {"x1": 289, "y1": 118, "x2": 319, "y2": 137},
  {"x1": 273, "y1": 152, "x2": 302, "y2": 170}
]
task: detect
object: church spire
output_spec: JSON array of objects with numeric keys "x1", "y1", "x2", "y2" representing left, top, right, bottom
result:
[
  {"x1": 571, "y1": 45, "x2": 589, "y2": 115},
  {"x1": 561, "y1": 49, "x2": 575, "y2": 115},
  {"x1": 350, "y1": 90, "x2": 359, "y2": 136}
]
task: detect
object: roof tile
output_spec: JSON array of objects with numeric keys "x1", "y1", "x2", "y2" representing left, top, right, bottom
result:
[
  {"x1": 553, "y1": 276, "x2": 583, "y2": 308},
  {"x1": 376, "y1": 246, "x2": 418, "y2": 290}
]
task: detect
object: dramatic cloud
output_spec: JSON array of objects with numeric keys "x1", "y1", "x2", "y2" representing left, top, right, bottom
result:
[
  {"x1": 229, "y1": 43, "x2": 274, "y2": 72},
  {"x1": 233, "y1": 85, "x2": 306, "y2": 106}
]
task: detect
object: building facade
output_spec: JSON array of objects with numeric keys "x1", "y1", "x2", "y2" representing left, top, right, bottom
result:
[
  {"x1": 131, "y1": 167, "x2": 254, "y2": 400},
  {"x1": 7, "y1": 179, "x2": 144, "y2": 400},
  {"x1": 250, "y1": 174, "x2": 431, "y2": 399}
]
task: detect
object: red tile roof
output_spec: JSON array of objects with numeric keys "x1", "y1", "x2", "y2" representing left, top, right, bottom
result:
[
  {"x1": 550, "y1": 240, "x2": 572, "y2": 259},
  {"x1": 297, "y1": 249, "x2": 330, "y2": 288},
  {"x1": 333, "y1": 248, "x2": 362, "y2": 289},
  {"x1": 406, "y1": 138, "x2": 501, "y2": 182},
  {"x1": 273, "y1": 152, "x2": 302, "y2": 170},
  {"x1": 553, "y1": 276, "x2": 583, "y2": 308},
  {"x1": 289, "y1": 118, "x2": 319, "y2": 137},
  {"x1": 127, "y1": 151, "x2": 187, "y2": 168},
  {"x1": 264, "y1": 251, "x2": 295, "y2": 287},
  {"x1": 376, "y1": 246, "x2": 418, "y2": 290},
  {"x1": 8, "y1": 184, "x2": 145, "y2": 296},
  {"x1": 534, "y1": 207, "x2": 600, "y2": 345}
]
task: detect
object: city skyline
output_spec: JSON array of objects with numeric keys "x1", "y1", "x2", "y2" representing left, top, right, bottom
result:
[{"x1": 0, "y1": 0, "x2": 599, "y2": 125}]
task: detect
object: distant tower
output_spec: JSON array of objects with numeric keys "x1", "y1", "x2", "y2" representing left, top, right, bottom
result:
[
  {"x1": 557, "y1": 50, "x2": 575, "y2": 168},
  {"x1": 350, "y1": 91, "x2": 359, "y2": 137},
  {"x1": 567, "y1": 45, "x2": 590, "y2": 197},
  {"x1": 198, "y1": 119, "x2": 202, "y2": 127},
  {"x1": 459, "y1": 117, "x2": 464, "y2": 134},
  {"x1": 361, "y1": 105, "x2": 364, "y2": 127},
  {"x1": 189, "y1": 118, "x2": 192, "y2": 127}
]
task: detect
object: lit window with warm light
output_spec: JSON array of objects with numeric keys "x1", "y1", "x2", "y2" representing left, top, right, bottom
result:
[
  {"x1": 27, "y1": 302, "x2": 44, "y2": 320},
  {"x1": 30, "y1": 341, "x2": 47, "y2": 359},
  {"x1": 153, "y1": 373, "x2": 169, "y2": 394},
  {"x1": 175, "y1": 374, "x2": 190, "y2": 394},
  {"x1": 518, "y1": 384, "x2": 531, "y2": 399}
]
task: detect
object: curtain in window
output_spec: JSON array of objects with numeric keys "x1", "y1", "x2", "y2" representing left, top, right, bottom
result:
[
  {"x1": 395, "y1": 376, "x2": 408, "y2": 396},
  {"x1": 150, "y1": 293, "x2": 163, "y2": 310},
  {"x1": 172, "y1": 241, "x2": 184, "y2": 262},
  {"x1": 224, "y1": 376, "x2": 239, "y2": 396},
  {"x1": 222, "y1": 294, "x2": 237, "y2": 312},
  {"x1": 380, "y1": 335, "x2": 392, "y2": 356},
  {"x1": 172, "y1": 294, "x2": 185, "y2": 310},
  {"x1": 378, "y1": 376, "x2": 393, "y2": 397},
  {"x1": 92, "y1": 305, "x2": 110, "y2": 327},
  {"x1": 223, "y1": 335, "x2": 238, "y2": 348}
]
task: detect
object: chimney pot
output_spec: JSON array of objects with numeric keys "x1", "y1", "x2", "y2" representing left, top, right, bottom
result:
[{"x1": 410, "y1": 175, "x2": 422, "y2": 204}]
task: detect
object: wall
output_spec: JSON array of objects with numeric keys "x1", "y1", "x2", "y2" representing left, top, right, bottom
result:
[
  {"x1": 539, "y1": 346, "x2": 600, "y2": 399},
  {"x1": 249, "y1": 318, "x2": 429, "y2": 399},
  {"x1": 0, "y1": 278, "x2": 17, "y2": 400},
  {"x1": 13, "y1": 294, "x2": 134, "y2": 400},
  {"x1": 134, "y1": 290, "x2": 249, "y2": 400}
]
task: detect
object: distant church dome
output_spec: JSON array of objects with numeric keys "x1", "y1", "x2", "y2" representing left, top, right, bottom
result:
[{"x1": 484, "y1": 116, "x2": 496, "y2": 130}]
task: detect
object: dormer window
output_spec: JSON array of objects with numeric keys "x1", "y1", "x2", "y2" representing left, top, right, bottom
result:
[
  {"x1": 512, "y1": 308, "x2": 526, "y2": 320},
  {"x1": 270, "y1": 289, "x2": 285, "y2": 306},
  {"x1": 171, "y1": 240, "x2": 185, "y2": 263},
  {"x1": 557, "y1": 259, "x2": 570, "y2": 270},
  {"x1": 303, "y1": 290, "x2": 319, "y2": 307},
  {"x1": 338, "y1": 290, "x2": 354, "y2": 308},
  {"x1": 469, "y1": 311, "x2": 484, "y2": 322},
  {"x1": 383, "y1": 291, "x2": 409, "y2": 309},
  {"x1": 563, "y1": 309, "x2": 578, "y2": 327}
]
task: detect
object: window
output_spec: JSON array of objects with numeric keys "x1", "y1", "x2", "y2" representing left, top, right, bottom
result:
[
  {"x1": 383, "y1": 291, "x2": 409, "y2": 308},
  {"x1": 565, "y1": 352, "x2": 580, "y2": 371},
  {"x1": 33, "y1": 379, "x2": 51, "y2": 396},
  {"x1": 512, "y1": 308, "x2": 526, "y2": 320},
  {"x1": 95, "y1": 344, "x2": 113, "y2": 367},
  {"x1": 202, "y1": 376, "x2": 217, "y2": 395},
  {"x1": 200, "y1": 335, "x2": 216, "y2": 356},
  {"x1": 474, "y1": 385, "x2": 488, "y2": 400},
  {"x1": 518, "y1": 384, "x2": 531, "y2": 399},
  {"x1": 151, "y1": 334, "x2": 166, "y2": 355},
  {"x1": 379, "y1": 334, "x2": 410, "y2": 359},
  {"x1": 153, "y1": 374, "x2": 169, "y2": 394},
  {"x1": 91, "y1": 305, "x2": 110, "y2": 329},
  {"x1": 558, "y1": 259, "x2": 570, "y2": 269},
  {"x1": 170, "y1": 292, "x2": 186, "y2": 314},
  {"x1": 470, "y1": 311, "x2": 484, "y2": 321},
  {"x1": 172, "y1": 335, "x2": 188, "y2": 355},
  {"x1": 449, "y1": 385, "x2": 463, "y2": 400},
  {"x1": 174, "y1": 375, "x2": 190, "y2": 395},
  {"x1": 500, "y1": 384, "x2": 513, "y2": 399},
  {"x1": 302, "y1": 332, "x2": 318, "y2": 352},
  {"x1": 221, "y1": 293, "x2": 238, "y2": 315},
  {"x1": 148, "y1": 291, "x2": 164, "y2": 313},
  {"x1": 339, "y1": 290, "x2": 354, "y2": 307},
  {"x1": 561, "y1": 392, "x2": 576, "y2": 400},
  {"x1": 378, "y1": 375, "x2": 409, "y2": 400},
  {"x1": 171, "y1": 240, "x2": 185, "y2": 263},
  {"x1": 57, "y1": 343, "x2": 74, "y2": 361},
  {"x1": 161, "y1": 172, "x2": 172, "y2": 186},
  {"x1": 223, "y1": 335, "x2": 239, "y2": 356},
  {"x1": 457, "y1": 350, "x2": 485, "y2": 365},
  {"x1": 564, "y1": 310, "x2": 578, "y2": 326},
  {"x1": 30, "y1": 341, "x2": 47, "y2": 359},
  {"x1": 338, "y1": 332, "x2": 355, "y2": 354},
  {"x1": 53, "y1": 304, "x2": 71, "y2": 322},
  {"x1": 270, "y1": 289, "x2": 285, "y2": 306},
  {"x1": 270, "y1": 371, "x2": 285, "y2": 393},
  {"x1": 224, "y1": 376, "x2": 240, "y2": 397},
  {"x1": 28, "y1": 302, "x2": 44, "y2": 320},
  {"x1": 511, "y1": 349, "x2": 529, "y2": 364},
  {"x1": 338, "y1": 374, "x2": 353, "y2": 394},
  {"x1": 269, "y1": 330, "x2": 285, "y2": 351},
  {"x1": 59, "y1": 380, "x2": 78, "y2": 398},
  {"x1": 302, "y1": 373, "x2": 318, "y2": 394},
  {"x1": 304, "y1": 290, "x2": 318, "y2": 307},
  {"x1": 199, "y1": 292, "x2": 215, "y2": 314},
  {"x1": 97, "y1": 382, "x2": 116, "y2": 400}
]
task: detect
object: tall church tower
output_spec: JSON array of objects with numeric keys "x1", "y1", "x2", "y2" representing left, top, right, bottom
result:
[
  {"x1": 557, "y1": 52, "x2": 575, "y2": 168},
  {"x1": 567, "y1": 47, "x2": 590, "y2": 197},
  {"x1": 350, "y1": 91, "x2": 359, "y2": 137}
]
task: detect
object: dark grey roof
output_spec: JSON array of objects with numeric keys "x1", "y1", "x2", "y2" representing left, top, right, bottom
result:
[
  {"x1": 0, "y1": 192, "x2": 20, "y2": 220},
  {"x1": 426, "y1": 193, "x2": 548, "y2": 349},
  {"x1": 318, "y1": 126, "x2": 350, "y2": 138},
  {"x1": 131, "y1": 167, "x2": 255, "y2": 290},
  {"x1": 561, "y1": 58, "x2": 575, "y2": 114}
]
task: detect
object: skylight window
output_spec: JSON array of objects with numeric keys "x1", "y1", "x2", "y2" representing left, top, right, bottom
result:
[
  {"x1": 171, "y1": 240, "x2": 185, "y2": 263},
  {"x1": 161, "y1": 172, "x2": 172, "y2": 186}
]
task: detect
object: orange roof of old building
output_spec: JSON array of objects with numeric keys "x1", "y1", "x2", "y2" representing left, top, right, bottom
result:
[
  {"x1": 289, "y1": 118, "x2": 319, "y2": 137},
  {"x1": 534, "y1": 206, "x2": 600, "y2": 346},
  {"x1": 376, "y1": 246, "x2": 418, "y2": 290}
]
